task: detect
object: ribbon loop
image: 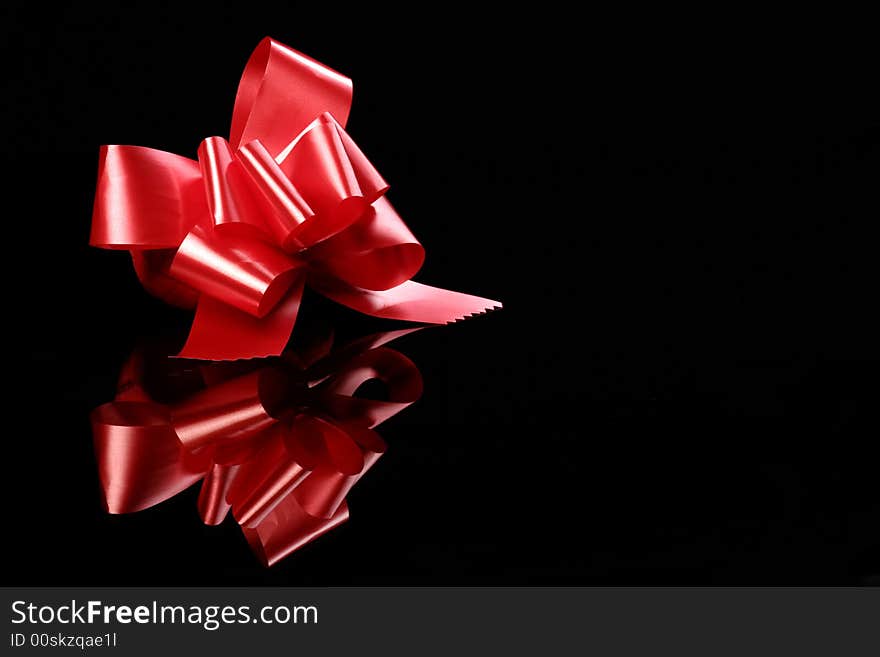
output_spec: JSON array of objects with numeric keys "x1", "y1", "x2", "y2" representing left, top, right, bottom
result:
[
  {"x1": 237, "y1": 139, "x2": 315, "y2": 250},
  {"x1": 229, "y1": 421, "x2": 323, "y2": 528},
  {"x1": 91, "y1": 145, "x2": 206, "y2": 249},
  {"x1": 291, "y1": 418, "x2": 385, "y2": 519},
  {"x1": 315, "y1": 346, "x2": 423, "y2": 427},
  {"x1": 170, "y1": 226, "x2": 304, "y2": 318},
  {"x1": 274, "y1": 114, "x2": 383, "y2": 248},
  {"x1": 309, "y1": 197, "x2": 425, "y2": 290},
  {"x1": 230, "y1": 38, "x2": 353, "y2": 156},
  {"x1": 197, "y1": 137, "x2": 268, "y2": 238},
  {"x1": 170, "y1": 368, "x2": 287, "y2": 452}
]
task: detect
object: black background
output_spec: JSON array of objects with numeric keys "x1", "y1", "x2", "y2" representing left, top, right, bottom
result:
[{"x1": 3, "y1": 4, "x2": 879, "y2": 584}]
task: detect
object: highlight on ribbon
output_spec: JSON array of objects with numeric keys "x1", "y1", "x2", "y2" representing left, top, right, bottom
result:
[
  {"x1": 90, "y1": 327, "x2": 423, "y2": 566},
  {"x1": 90, "y1": 38, "x2": 501, "y2": 360}
]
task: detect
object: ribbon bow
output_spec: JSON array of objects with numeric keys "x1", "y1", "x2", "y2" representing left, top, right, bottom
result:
[
  {"x1": 91, "y1": 38, "x2": 500, "y2": 360},
  {"x1": 91, "y1": 328, "x2": 422, "y2": 566}
]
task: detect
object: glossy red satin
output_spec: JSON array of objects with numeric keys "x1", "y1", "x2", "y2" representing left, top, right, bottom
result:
[
  {"x1": 91, "y1": 38, "x2": 500, "y2": 360},
  {"x1": 170, "y1": 225, "x2": 304, "y2": 318},
  {"x1": 90, "y1": 329, "x2": 422, "y2": 566}
]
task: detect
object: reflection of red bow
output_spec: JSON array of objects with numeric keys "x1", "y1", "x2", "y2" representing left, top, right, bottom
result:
[
  {"x1": 90, "y1": 329, "x2": 422, "y2": 566},
  {"x1": 90, "y1": 38, "x2": 500, "y2": 360}
]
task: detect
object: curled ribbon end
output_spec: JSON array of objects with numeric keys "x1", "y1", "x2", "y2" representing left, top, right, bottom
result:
[{"x1": 447, "y1": 299, "x2": 503, "y2": 323}]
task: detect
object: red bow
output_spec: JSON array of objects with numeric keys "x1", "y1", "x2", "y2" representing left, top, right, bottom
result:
[
  {"x1": 90, "y1": 38, "x2": 500, "y2": 360},
  {"x1": 90, "y1": 329, "x2": 422, "y2": 566}
]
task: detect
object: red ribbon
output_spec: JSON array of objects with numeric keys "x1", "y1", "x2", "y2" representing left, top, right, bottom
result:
[
  {"x1": 90, "y1": 328, "x2": 423, "y2": 566},
  {"x1": 91, "y1": 38, "x2": 500, "y2": 360}
]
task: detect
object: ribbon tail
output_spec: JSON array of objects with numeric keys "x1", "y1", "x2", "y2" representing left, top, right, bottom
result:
[
  {"x1": 314, "y1": 279, "x2": 502, "y2": 324},
  {"x1": 177, "y1": 278, "x2": 305, "y2": 361}
]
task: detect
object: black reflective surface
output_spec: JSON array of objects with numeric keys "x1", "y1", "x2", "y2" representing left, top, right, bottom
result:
[{"x1": 4, "y1": 5, "x2": 880, "y2": 584}]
